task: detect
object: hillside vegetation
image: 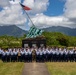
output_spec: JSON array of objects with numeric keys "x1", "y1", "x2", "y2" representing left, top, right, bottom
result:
[
  {"x1": 0, "y1": 32, "x2": 76, "y2": 48},
  {"x1": 0, "y1": 35, "x2": 26, "y2": 48},
  {"x1": 43, "y1": 32, "x2": 76, "y2": 47}
]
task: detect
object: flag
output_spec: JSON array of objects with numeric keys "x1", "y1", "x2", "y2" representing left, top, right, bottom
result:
[{"x1": 20, "y1": 3, "x2": 31, "y2": 10}]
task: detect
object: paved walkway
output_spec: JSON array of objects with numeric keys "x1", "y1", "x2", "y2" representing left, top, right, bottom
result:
[{"x1": 22, "y1": 62, "x2": 50, "y2": 75}]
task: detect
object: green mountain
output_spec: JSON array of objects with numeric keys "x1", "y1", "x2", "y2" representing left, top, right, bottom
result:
[
  {"x1": 43, "y1": 26, "x2": 76, "y2": 36},
  {"x1": 0, "y1": 25, "x2": 76, "y2": 37},
  {"x1": 0, "y1": 25, "x2": 28, "y2": 37}
]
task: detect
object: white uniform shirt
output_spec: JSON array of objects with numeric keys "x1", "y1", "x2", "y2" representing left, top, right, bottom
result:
[
  {"x1": 75, "y1": 51, "x2": 76, "y2": 54},
  {"x1": 70, "y1": 50, "x2": 74, "y2": 54},
  {"x1": 0, "y1": 49, "x2": 2, "y2": 54},
  {"x1": 6, "y1": 51, "x2": 10, "y2": 55},
  {"x1": 21, "y1": 51, "x2": 24, "y2": 55},
  {"x1": 52, "y1": 50, "x2": 56, "y2": 54},
  {"x1": 60, "y1": 51, "x2": 64, "y2": 55},
  {"x1": 65, "y1": 50, "x2": 68, "y2": 55},
  {"x1": 14, "y1": 51, "x2": 18, "y2": 55},
  {"x1": 2, "y1": 51, "x2": 6, "y2": 56},
  {"x1": 43, "y1": 50, "x2": 46, "y2": 54},
  {"x1": 46, "y1": 49, "x2": 49, "y2": 54},
  {"x1": 25, "y1": 51, "x2": 28, "y2": 55},
  {"x1": 28, "y1": 50, "x2": 32, "y2": 55},
  {"x1": 36, "y1": 50, "x2": 40, "y2": 55},
  {"x1": 8, "y1": 48, "x2": 12, "y2": 52},
  {"x1": 13, "y1": 51, "x2": 16, "y2": 55},
  {"x1": 47, "y1": 50, "x2": 50, "y2": 54},
  {"x1": 10, "y1": 51, "x2": 14, "y2": 55},
  {"x1": 56, "y1": 50, "x2": 59, "y2": 55},
  {"x1": 39, "y1": 50, "x2": 43, "y2": 55}
]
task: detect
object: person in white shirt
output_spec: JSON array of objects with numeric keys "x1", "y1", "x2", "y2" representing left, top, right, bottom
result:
[
  {"x1": 43, "y1": 48, "x2": 47, "y2": 62},
  {"x1": 36, "y1": 49, "x2": 40, "y2": 62},
  {"x1": 14, "y1": 49, "x2": 18, "y2": 62},
  {"x1": 55, "y1": 48, "x2": 59, "y2": 62},
  {"x1": 64, "y1": 49, "x2": 68, "y2": 62},
  {"x1": 2, "y1": 50, "x2": 6, "y2": 62},
  {"x1": 0, "y1": 48, "x2": 2, "y2": 59},
  {"x1": 52, "y1": 48, "x2": 56, "y2": 62},
  {"x1": 28, "y1": 48, "x2": 32, "y2": 62},
  {"x1": 69, "y1": 49, "x2": 74, "y2": 62},
  {"x1": 10, "y1": 49, "x2": 14, "y2": 62},
  {"x1": 24, "y1": 48, "x2": 29, "y2": 62},
  {"x1": 74, "y1": 50, "x2": 76, "y2": 62},
  {"x1": 6, "y1": 50, "x2": 10, "y2": 62},
  {"x1": 21, "y1": 49, "x2": 25, "y2": 62},
  {"x1": 48, "y1": 49, "x2": 51, "y2": 62},
  {"x1": 39, "y1": 48, "x2": 43, "y2": 62}
]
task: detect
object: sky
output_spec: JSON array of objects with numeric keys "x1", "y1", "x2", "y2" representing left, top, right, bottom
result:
[{"x1": 0, "y1": 0, "x2": 76, "y2": 30}]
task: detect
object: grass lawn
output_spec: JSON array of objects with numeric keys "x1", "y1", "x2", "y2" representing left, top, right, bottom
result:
[
  {"x1": 46, "y1": 62, "x2": 76, "y2": 75},
  {"x1": 0, "y1": 60, "x2": 24, "y2": 75}
]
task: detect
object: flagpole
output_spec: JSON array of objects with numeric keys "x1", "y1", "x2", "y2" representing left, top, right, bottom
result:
[
  {"x1": 19, "y1": 2, "x2": 35, "y2": 26},
  {"x1": 24, "y1": 10, "x2": 35, "y2": 26}
]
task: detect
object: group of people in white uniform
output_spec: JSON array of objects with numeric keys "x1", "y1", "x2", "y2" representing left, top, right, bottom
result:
[{"x1": 0, "y1": 47, "x2": 76, "y2": 62}]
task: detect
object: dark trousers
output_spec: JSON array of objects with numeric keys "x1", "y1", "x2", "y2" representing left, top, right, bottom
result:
[
  {"x1": 39, "y1": 55, "x2": 43, "y2": 62},
  {"x1": 50, "y1": 54, "x2": 52, "y2": 61},
  {"x1": 25, "y1": 55, "x2": 28, "y2": 62},
  {"x1": 0, "y1": 54, "x2": 2, "y2": 59},
  {"x1": 74, "y1": 54, "x2": 76, "y2": 62},
  {"x1": 14, "y1": 55, "x2": 17, "y2": 62},
  {"x1": 10, "y1": 55, "x2": 13, "y2": 62},
  {"x1": 36, "y1": 54, "x2": 39, "y2": 62},
  {"x1": 28, "y1": 54, "x2": 32, "y2": 62},
  {"x1": 56, "y1": 54, "x2": 59, "y2": 61},
  {"x1": 65, "y1": 55, "x2": 68, "y2": 62},
  {"x1": 21, "y1": 54, "x2": 24, "y2": 62},
  {"x1": 48, "y1": 54, "x2": 50, "y2": 61},
  {"x1": 6, "y1": 55, "x2": 10, "y2": 62},
  {"x1": 52, "y1": 54, "x2": 55, "y2": 61},
  {"x1": 2, "y1": 55, "x2": 6, "y2": 62},
  {"x1": 12, "y1": 55, "x2": 15, "y2": 62},
  {"x1": 18, "y1": 56, "x2": 21, "y2": 62},
  {"x1": 43, "y1": 54, "x2": 46, "y2": 62},
  {"x1": 69, "y1": 54, "x2": 74, "y2": 62}
]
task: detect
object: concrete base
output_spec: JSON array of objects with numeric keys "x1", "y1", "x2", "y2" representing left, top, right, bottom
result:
[{"x1": 22, "y1": 36, "x2": 46, "y2": 48}]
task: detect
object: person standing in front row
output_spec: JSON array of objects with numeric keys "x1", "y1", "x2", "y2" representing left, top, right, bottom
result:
[
  {"x1": 36, "y1": 49, "x2": 40, "y2": 62},
  {"x1": 28, "y1": 48, "x2": 32, "y2": 62},
  {"x1": 43, "y1": 48, "x2": 47, "y2": 62},
  {"x1": 6, "y1": 50, "x2": 10, "y2": 62},
  {"x1": 39, "y1": 48, "x2": 43, "y2": 62},
  {"x1": 24, "y1": 48, "x2": 29, "y2": 62},
  {"x1": 10, "y1": 49, "x2": 14, "y2": 62},
  {"x1": 2, "y1": 50, "x2": 6, "y2": 62},
  {"x1": 18, "y1": 49, "x2": 21, "y2": 62},
  {"x1": 14, "y1": 49, "x2": 18, "y2": 62},
  {"x1": 21, "y1": 49, "x2": 25, "y2": 62},
  {"x1": 0, "y1": 48, "x2": 2, "y2": 59}
]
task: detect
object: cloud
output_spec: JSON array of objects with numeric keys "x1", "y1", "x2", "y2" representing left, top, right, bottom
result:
[
  {"x1": 0, "y1": 0, "x2": 76, "y2": 30},
  {"x1": 0, "y1": 0, "x2": 27, "y2": 26},
  {"x1": 0, "y1": 0, "x2": 49, "y2": 27},
  {"x1": 29, "y1": 13, "x2": 74, "y2": 28},
  {"x1": 64, "y1": 0, "x2": 76, "y2": 23},
  {"x1": 23, "y1": 0, "x2": 49, "y2": 14},
  {"x1": 28, "y1": 0, "x2": 76, "y2": 29},
  {"x1": 0, "y1": 3, "x2": 26, "y2": 25},
  {"x1": 0, "y1": 0, "x2": 10, "y2": 7}
]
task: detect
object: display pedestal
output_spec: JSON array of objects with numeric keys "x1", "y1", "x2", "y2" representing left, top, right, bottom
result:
[{"x1": 22, "y1": 36, "x2": 46, "y2": 48}]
